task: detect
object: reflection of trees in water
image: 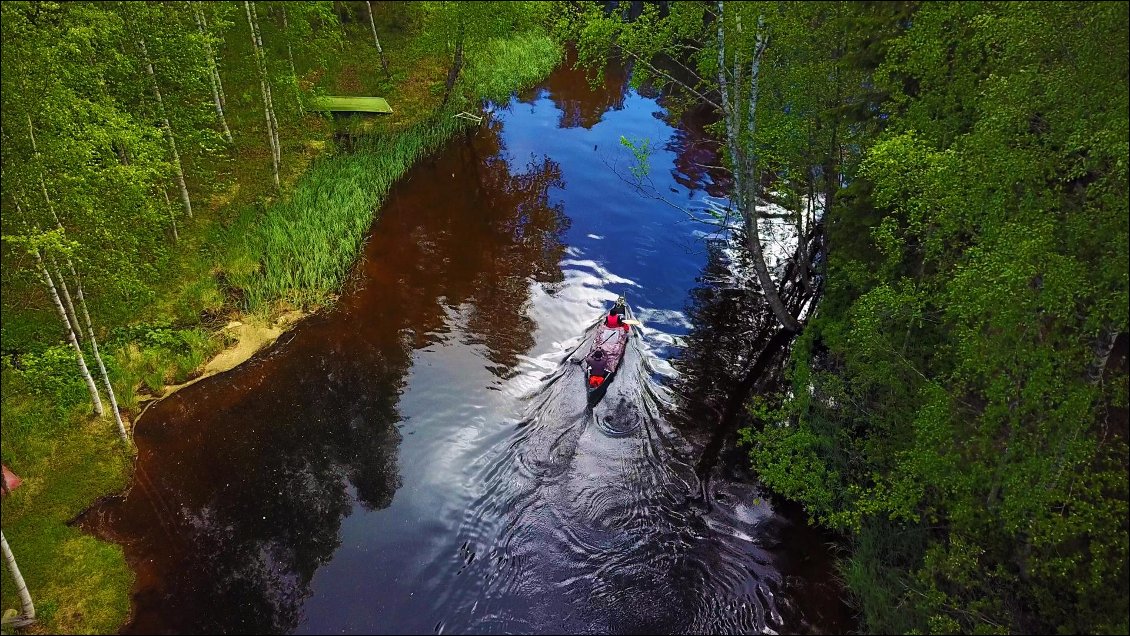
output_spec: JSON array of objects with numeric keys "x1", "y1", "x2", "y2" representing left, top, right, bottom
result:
[
  {"x1": 665, "y1": 105, "x2": 731, "y2": 198},
  {"x1": 90, "y1": 115, "x2": 572, "y2": 634},
  {"x1": 463, "y1": 120, "x2": 569, "y2": 375},
  {"x1": 520, "y1": 46, "x2": 629, "y2": 129},
  {"x1": 361, "y1": 117, "x2": 571, "y2": 376},
  {"x1": 101, "y1": 335, "x2": 407, "y2": 635},
  {"x1": 670, "y1": 231, "x2": 809, "y2": 452},
  {"x1": 671, "y1": 239, "x2": 773, "y2": 433}
]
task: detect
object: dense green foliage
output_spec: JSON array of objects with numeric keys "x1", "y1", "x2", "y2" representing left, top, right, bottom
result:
[
  {"x1": 4, "y1": 1, "x2": 1125, "y2": 633},
  {"x1": 571, "y1": 0, "x2": 1127, "y2": 633},
  {"x1": 745, "y1": 2, "x2": 1129, "y2": 633}
]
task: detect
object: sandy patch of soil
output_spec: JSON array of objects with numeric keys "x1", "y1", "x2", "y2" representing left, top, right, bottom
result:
[{"x1": 134, "y1": 310, "x2": 307, "y2": 421}]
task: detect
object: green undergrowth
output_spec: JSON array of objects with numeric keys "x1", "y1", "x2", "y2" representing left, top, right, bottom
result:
[
  {"x1": 463, "y1": 33, "x2": 564, "y2": 105},
  {"x1": 1, "y1": 362, "x2": 132, "y2": 635}
]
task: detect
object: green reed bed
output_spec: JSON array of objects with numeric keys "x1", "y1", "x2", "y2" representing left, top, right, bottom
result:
[
  {"x1": 233, "y1": 115, "x2": 470, "y2": 309},
  {"x1": 233, "y1": 34, "x2": 562, "y2": 310},
  {"x1": 464, "y1": 34, "x2": 565, "y2": 104}
]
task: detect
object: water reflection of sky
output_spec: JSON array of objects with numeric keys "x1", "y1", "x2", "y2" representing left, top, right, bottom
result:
[
  {"x1": 85, "y1": 50, "x2": 846, "y2": 635},
  {"x1": 492, "y1": 85, "x2": 721, "y2": 364},
  {"x1": 299, "y1": 79, "x2": 736, "y2": 634}
]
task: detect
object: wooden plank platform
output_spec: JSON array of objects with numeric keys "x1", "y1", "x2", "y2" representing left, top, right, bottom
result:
[{"x1": 310, "y1": 96, "x2": 393, "y2": 113}]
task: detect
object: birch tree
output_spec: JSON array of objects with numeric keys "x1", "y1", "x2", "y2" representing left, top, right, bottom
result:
[
  {"x1": 245, "y1": 0, "x2": 281, "y2": 189},
  {"x1": 569, "y1": 1, "x2": 860, "y2": 333},
  {"x1": 3, "y1": 1, "x2": 173, "y2": 381},
  {"x1": 366, "y1": 1, "x2": 391, "y2": 77},
  {"x1": 12, "y1": 212, "x2": 106, "y2": 417},
  {"x1": 281, "y1": 6, "x2": 304, "y2": 110},
  {"x1": 0, "y1": 531, "x2": 35, "y2": 629},
  {"x1": 713, "y1": 2, "x2": 801, "y2": 331},
  {"x1": 69, "y1": 261, "x2": 130, "y2": 443},
  {"x1": 193, "y1": 3, "x2": 234, "y2": 143},
  {"x1": 139, "y1": 37, "x2": 193, "y2": 219}
]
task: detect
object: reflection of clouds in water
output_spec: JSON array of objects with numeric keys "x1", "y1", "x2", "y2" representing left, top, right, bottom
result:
[
  {"x1": 559, "y1": 258, "x2": 642, "y2": 288},
  {"x1": 448, "y1": 273, "x2": 796, "y2": 634},
  {"x1": 634, "y1": 307, "x2": 694, "y2": 330}
]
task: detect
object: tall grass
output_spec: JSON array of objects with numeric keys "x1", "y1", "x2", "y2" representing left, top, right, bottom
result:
[
  {"x1": 232, "y1": 114, "x2": 471, "y2": 309},
  {"x1": 233, "y1": 34, "x2": 563, "y2": 310},
  {"x1": 464, "y1": 34, "x2": 565, "y2": 104}
]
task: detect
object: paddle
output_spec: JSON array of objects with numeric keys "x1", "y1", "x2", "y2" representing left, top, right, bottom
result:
[{"x1": 622, "y1": 319, "x2": 642, "y2": 326}]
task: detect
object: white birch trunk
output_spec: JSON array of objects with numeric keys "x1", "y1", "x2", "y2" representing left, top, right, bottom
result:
[
  {"x1": 27, "y1": 116, "x2": 93, "y2": 344},
  {"x1": 250, "y1": 2, "x2": 282, "y2": 168},
  {"x1": 198, "y1": 8, "x2": 229, "y2": 110},
  {"x1": 68, "y1": 263, "x2": 130, "y2": 444},
  {"x1": 48, "y1": 256, "x2": 84, "y2": 344},
  {"x1": 140, "y1": 38, "x2": 193, "y2": 219},
  {"x1": 715, "y1": 3, "x2": 801, "y2": 333},
  {"x1": 0, "y1": 531, "x2": 35, "y2": 626},
  {"x1": 164, "y1": 187, "x2": 179, "y2": 242},
  {"x1": 36, "y1": 249, "x2": 104, "y2": 416},
  {"x1": 246, "y1": 1, "x2": 281, "y2": 188},
  {"x1": 366, "y1": 1, "x2": 391, "y2": 77},
  {"x1": 194, "y1": 6, "x2": 234, "y2": 143}
]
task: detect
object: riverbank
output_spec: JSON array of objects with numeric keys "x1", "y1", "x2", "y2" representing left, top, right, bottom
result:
[{"x1": 1, "y1": 16, "x2": 561, "y2": 634}]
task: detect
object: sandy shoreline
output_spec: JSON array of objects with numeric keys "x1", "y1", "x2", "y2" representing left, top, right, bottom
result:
[{"x1": 132, "y1": 309, "x2": 307, "y2": 424}]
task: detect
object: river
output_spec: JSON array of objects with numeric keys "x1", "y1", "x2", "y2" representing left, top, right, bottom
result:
[{"x1": 79, "y1": 53, "x2": 850, "y2": 635}]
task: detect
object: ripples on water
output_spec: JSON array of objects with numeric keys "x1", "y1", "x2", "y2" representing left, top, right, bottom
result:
[
  {"x1": 435, "y1": 291, "x2": 802, "y2": 635},
  {"x1": 80, "y1": 49, "x2": 847, "y2": 635}
]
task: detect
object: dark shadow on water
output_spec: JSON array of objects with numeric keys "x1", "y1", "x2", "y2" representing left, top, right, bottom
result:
[{"x1": 78, "y1": 109, "x2": 571, "y2": 635}]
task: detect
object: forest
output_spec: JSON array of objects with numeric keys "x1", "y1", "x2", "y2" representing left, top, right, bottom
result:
[
  {"x1": 3, "y1": 1, "x2": 1128, "y2": 634},
  {"x1": 569, "y1": 2, "x2": 1127, "y2": 630}
]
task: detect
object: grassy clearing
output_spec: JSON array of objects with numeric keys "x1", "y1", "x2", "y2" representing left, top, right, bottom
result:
[
  {"x1": 1, "y1": 366, "x2": 132, "y2": 635},
  {"x1": 2, "y1": 20, "x2": 561, "y2": 634}
]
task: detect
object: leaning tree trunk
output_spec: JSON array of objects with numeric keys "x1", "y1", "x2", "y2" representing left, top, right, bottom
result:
[
  {"x1": 246, "y1": 1, "x2": 281, "y2": 189},
  {"x1": 48, "y1": 256, "x2": 83, "y2": 344},
  {"x1": 26, "y1": 114, "x2": 83, "y2": 342},
  {"x1": 715, "y1": 2, "x2": 801, "y2": 333},
  {"x1": 35, "y1": 248, "x2": 104, "y2": 416},
  {"x1": 441, "y1": 23, "x2": 465, "y2": 106},
  {"x1": 61, "y1": 260, "x2": 130, "y2": 444},
  {"x1": 164, "y1": 187, "x2": 179, "y2": 242},
  {"x1": 139, "y1": 38, "x2": 193, "y2": 219},
  {"x1": 251, "y1": 2, "x2": 281, "y2": 169},
  {"x1": 198, "y1": 8, "x2": 229, "y2": 111},
  {"x1": 0, "y1": 532, "x2": 35, "y2": 628},
  {"x1": 194, "y1": 6, "x2": 234, "y2": 143},
  {"x1": 366, "y1": 1, "x2": 391, "y2": 77}
]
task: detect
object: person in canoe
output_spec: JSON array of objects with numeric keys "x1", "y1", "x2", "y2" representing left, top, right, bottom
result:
[{"x1": 584, "y1": 297, "x2": 632, "y2": 393}]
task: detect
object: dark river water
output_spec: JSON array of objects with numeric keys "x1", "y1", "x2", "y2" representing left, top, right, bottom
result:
[{"x1": 80, "y1": 54, "x2": 850, "y2": 634}]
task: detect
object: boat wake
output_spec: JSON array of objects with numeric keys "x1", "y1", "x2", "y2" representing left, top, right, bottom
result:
[{"x1": 431, "y1": 313, "x2": 802, "y2": 634}]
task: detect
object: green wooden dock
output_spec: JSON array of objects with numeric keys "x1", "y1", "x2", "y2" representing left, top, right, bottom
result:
[{"x1": 310, "y1": 96, "x2": 393, "y2": 113}]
